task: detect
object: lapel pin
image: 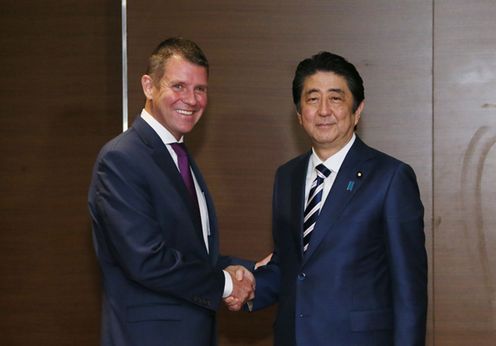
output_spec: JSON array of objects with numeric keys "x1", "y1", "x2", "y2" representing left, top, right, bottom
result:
[
  {"x1": 346, "y1": 181, "x2": 355, "y2": 191},
  {"x1": 356, "y1": 171, "x2": 363, "y2": 178}
]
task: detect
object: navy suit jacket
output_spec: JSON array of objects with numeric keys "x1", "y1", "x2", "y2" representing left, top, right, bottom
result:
[
  {"x1": 253, "y1": 136, "x2": 427, "y2": 346},
  {"x1": 88, "y1": 117, "x2": 252, "y2": 346}
]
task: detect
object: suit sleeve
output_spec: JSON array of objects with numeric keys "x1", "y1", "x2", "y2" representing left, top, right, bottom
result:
[
  {"x1": 251, "y1": 168, "x2": 283, "y2": 310},
  {"x1": 92, "y1": 149, "x2": 225, "y2": 310},
  {"x1": 384, "y1": 163, "x2": 428, "y2": 346},
  {"x1": 217, "y1": 255, "x2": 255, "y2": 272}
]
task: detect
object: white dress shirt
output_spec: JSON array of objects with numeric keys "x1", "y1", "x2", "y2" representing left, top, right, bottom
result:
[
  {"x1": 141, "y1": 109, "x2": 233, "y2": 297},
  {"x1": 304, "y1": 134, "x2": 356, "y2": 210}
]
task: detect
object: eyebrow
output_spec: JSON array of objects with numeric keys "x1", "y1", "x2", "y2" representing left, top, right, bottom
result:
[
  {"x1": 163, "y1": 79, "x2": 208, "y2": 88},
  {"x1": 327, "y1": 88, "x2": 345, "y2": 94},
  {"x1": 305, "y1": 88, "x2": 345, "y2": 95}
]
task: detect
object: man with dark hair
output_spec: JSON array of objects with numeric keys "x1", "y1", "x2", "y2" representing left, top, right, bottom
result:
[
  {"x1": 88, "y1": 37, "x2": 255, "y2": 346},
  {"x1": 250, "y1": 52, "x2": 428, "y2": 345}
]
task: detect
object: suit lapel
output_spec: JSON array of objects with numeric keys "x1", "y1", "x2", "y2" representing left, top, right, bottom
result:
[
  {"x1": 303, "y1": 137, "x2": 372, "y2": 263},
  {"x1": 190, "y1": 159, "x2": 219, "y2": 262},
  {"x1": 132, "y1": 117, "x2": 205, "y2": 247},
  {"x1": 291, "y1": 152, "x2": 311, "y2": 261}
]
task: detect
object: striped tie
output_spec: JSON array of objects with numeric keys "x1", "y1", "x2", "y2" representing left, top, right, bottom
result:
[{"x1": 303, "y1": 164, "x2": 331, "y2": 252}]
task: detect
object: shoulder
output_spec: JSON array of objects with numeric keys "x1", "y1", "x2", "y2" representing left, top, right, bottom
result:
[
  {"x1": 272, "y1": 152, "x2": 310, "y2": 185},
  {"x1": 97, "y1": 126, "x2": 148, "y2": 161},
  {"x1": 357, "y1": 137, "x2": 412, "y2": 172},
  {"x1": 97, "y1": 116, "x2": 162, "y2": 158},
  {"x1": 277, "y1": 151, "x2": 311, "y2": 174},
  {"x1": 363, "y1": 143, "x2": 421, "y2": 195},
  {"x1": 92, "y1": 127, "x2": 153, "y2": 179}
]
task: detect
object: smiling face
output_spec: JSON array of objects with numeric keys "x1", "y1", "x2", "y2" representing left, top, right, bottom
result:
[
  {"x1": 297, "y1": 71, "x2": 364, "y2": 160},
  {"x1": 142, "y1": 54, "x2": 208, "y2": 140}
]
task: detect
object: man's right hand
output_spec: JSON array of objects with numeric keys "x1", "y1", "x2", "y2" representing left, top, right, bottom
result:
[{"x1": 223, "y1": 265, "x2": 255, "y2": 311}]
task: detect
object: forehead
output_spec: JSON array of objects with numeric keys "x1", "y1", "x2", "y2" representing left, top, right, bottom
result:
[
  {"x1": 160, "y1": 55, "x2": 208, "y2": 83},
  {"x1": 303, "y1": 71, "x2": 350, "y2": 93}
]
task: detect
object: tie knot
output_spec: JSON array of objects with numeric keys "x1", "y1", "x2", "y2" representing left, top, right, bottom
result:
[
  {"x1": 170, "y1": 142, "x2": 187, "y2": 158},
  {"x1": 316, "y1": 164, "x2": 331, "y2": 178}
]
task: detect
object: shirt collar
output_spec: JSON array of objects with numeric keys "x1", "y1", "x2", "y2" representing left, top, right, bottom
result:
[
  {"x1": 310, "y1": 133, "x2": 356, "y2": 175},
  {"x1": 140, "y1": 108, "x2": 183, "y2": 145}
]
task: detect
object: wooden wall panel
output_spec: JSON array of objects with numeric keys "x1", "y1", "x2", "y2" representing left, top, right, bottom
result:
[
  {"x1": 434, "y1": 1, "x2": 496, "y2": 344},
  {"x1": 127, "y1": 1, "x2": 433, "y2": 345},
  {"x1": 11, "y1": 0, "x2": 496, "y2": 344},
  {"x1": 0, "y1": 1, "x2": 121, "y2": 344}
]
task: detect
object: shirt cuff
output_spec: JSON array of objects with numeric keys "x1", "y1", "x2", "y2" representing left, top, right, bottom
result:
[{"x1": 222, "y1": 270, "x2": 233, "y2": 298}]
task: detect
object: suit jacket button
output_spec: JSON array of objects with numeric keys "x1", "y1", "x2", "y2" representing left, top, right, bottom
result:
[{"x1": 298, "y1": 273, "x2": 306, "y2": 281}]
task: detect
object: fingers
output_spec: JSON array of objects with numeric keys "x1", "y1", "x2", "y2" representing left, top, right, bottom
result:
[
  {"x1": 224, "y1": 265, "x2": 256, "y2": 311},
  {"x1": 248, "y1": 289, "x2": 255, "y2": 301},
  {"x1": 224, "y1": 296, "x2": 243, "y2": 311},
  {"x1": 225, "y1": 265, "x2": 255, "y2": 288},
  {"x1": 223, "y1": 256, "x2": 271, "y2": 311},
  {"x1": 255, "y1": 252, "x2": 273, "y2": 269},
  {"x1": 237, "y1": 267, "x2": 255, "y2": 289},
  {"x1": 224, "y1": 296, "x2": 241, "y2": 311},
  {"x1": 235, "y1": 268, "x2": 244, "y2": 281}
]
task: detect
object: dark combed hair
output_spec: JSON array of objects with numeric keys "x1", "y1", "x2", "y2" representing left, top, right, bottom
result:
[
  {"x1": 146, "y1": 37, "x2": 209, "y2": 83},
  {"x1": 292, "y1": 51, "x2": 364, "y2": 112}
]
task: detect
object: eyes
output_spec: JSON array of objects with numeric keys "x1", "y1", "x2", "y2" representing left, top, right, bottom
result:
[
  {"x1": 171, "y1": 83, "x2": 184, "y2": 91},
  {"x1": 195, "y1": 85, "x2": 207, "y2": 93},
  {"x1": 170, "y1": 83, "x2": 207, "y2": 94},
  {"x1": 305, "y1": 94, "x2": 343, "y2": 104}
]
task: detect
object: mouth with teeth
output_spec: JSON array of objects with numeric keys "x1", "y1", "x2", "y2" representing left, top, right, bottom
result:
[{"x1": 176, "y1": 109, "x2": 195, "y2": 116}]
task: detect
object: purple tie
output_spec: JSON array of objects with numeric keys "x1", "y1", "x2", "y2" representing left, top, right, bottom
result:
[{"x1": 170, "y1": 143, "x2": 198, "y2": 206}]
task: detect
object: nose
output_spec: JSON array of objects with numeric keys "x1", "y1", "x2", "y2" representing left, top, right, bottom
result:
[
  {"x1": 318, "y1": 100, "x2": 331, "y2": 116},
  {"x1": 182, "y1": 88, "x2": 198, "y2": 106}
]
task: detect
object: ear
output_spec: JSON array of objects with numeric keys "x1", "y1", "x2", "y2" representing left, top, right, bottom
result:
[
  {"x1": 353, "y1": 101, "x2": 365, "y2": 126},
  {"x1": 141, "y1": 74, "x2": 154, "y2": 100},
  {"x1": 296, "y1": 110, "x2": 303, "y2": 126}
]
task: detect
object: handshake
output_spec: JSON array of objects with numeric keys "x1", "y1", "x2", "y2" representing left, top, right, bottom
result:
[{"x1": 223, "y1": 253, "x2": 272, "y2": 311}]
